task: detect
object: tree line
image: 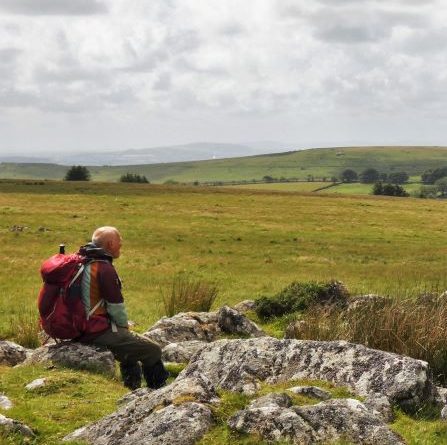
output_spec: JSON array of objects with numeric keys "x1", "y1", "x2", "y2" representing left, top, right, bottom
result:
[
  {"x1": 340, "y1": 168, "x2": 409, "y2": 184},
  {"x1": 64, "y1": 166, "x2": 149, "y2": 183}
]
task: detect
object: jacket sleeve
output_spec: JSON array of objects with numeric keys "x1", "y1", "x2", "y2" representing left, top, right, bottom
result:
[{"x1": 98, "y1": 262, "x2": 129, "y2": 328}]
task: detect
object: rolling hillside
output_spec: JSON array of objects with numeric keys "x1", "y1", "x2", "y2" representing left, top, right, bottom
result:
[{"x1": 1, "y1": 146, "x2": 447, "y2": 183}]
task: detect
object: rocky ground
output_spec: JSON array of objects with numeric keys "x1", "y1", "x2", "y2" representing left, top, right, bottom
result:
[{"x1": 1, "y1": 301, "x2": 446, "y2": 444}]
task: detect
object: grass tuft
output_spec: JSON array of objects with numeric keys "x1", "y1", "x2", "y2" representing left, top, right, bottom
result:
[
  {"x1": 7, "y1": 310, "x2": 40, "y2": 349},
  {"x1": 291, "y1": 296, "x2": 447, "y2": 385},
  {"x1": 161, "y1": 273, "x2": 218, "y2": 317}
]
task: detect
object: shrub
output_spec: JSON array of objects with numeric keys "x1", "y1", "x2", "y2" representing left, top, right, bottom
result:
[
  {"x1": 162, "y1": 273, "x2": 218, "y2": 317},
  {"x1": 255, "y1": 280, "x2": 349, "y2": 321},
  {"x1": 119, "y1": 173, "x2": 149, "y2": 183},
  {"x1": 421, "y1": 167, "x2": 447, "y2": 184},
  {"x1": 291, "y1": 296, "x2": 447, "y2": 385},
  {"x1": 359, "y1": 168, "x2": 379, "y2": 184},
  {"x1": 372, "y1": 182, "x2": 409, "y2": 197},
  {"x1": 64, "y1": 165, "x2": 90, "y2": 181},
  {"x1": 388, "y1": 171, "x2": 409, "y2": 184},
  {"x1": 340, "y1": 169, "x2": 357, "y2": 183}
]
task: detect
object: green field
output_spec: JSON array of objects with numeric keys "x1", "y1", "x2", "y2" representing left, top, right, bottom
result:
[
  {"x1": 225, "y1": 181, "x2": 425, "y2": 196},
  {"x1": 1, "y1": 180, "x2": 447, "y2": 443},
  {"x1": 2, "y1": 146, "x2": 447, "y2": 183},
  {"x1": 1, "y1": 180, "x2": 447, "y2": 336},
  {"x1": 225, "y1": 181, "x2": 329, "y2": 192}
]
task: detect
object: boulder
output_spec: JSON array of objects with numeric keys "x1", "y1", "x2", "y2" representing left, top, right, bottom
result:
[
  {"x1": 180, "y1": 338, "x2": 435, "y2": 411},
  {"x1": 347, "y1": 294, "x2": 390, "y2": 312},
  {"x1": 0, "y1": 394, "x2": 13, "y2": 410},
  {"x1": 64, "y1": 375, "x2": 218, "y2": 444},
  {"x1": 23, "y1": 342, "x2": 115, "y2": 376},
  {"x1": 233, "y1": 300, "x2": 256, "y2": 313},
  {"x1": 285, "y1": 320, "x2": 308, "y2": 339},
  {"x1": 143, "y1": 312, "x2": 221, "y2": 348},
  {"x1": 0, "y1": 414, "x2": 34, "y2": 437},
  {"x1": 0, "y1": 341, "x2": 29, "y2": 366},
  {"x1": 162, "y1": 340, "x2": 207, "y2": 363},
  {"x1": 25, "y1": 378, "x2": 47, "y2": 391},
  {"x1": 228, "y1": 395, "x2": 404, "y2": 444},
  {"x1": 287, "y1": 386, "x2": 332, "y2": 401},
  {"x1": 441, "y1": 405, "x2": 447, "y2": 420},
  {"x1": 66, "y1": 403, "x2": 213, "y2": 445},
  {"x1": 435, "y1": 386, "x2": 447, "y2": 405},
  {"x1": 364, "y1": 393, "x2": 394, "y2": 422},
  {"x1": 217, "y1": 305, "x2": 265, "y2": 337},
  {"x1": 144, "y1": 309, "x2": 264, "y2": 349}
]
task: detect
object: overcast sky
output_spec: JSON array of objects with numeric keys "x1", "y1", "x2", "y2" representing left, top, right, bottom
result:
[{"x1": 1, "y1": 0, "x2": 446, "y2": 155}]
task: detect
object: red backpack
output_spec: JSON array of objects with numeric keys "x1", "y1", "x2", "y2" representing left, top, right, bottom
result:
[{"x1": 38, "y1": 246, "x2": 92, "y2": 340}]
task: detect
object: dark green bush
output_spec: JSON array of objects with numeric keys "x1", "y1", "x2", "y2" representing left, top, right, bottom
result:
[{"x1": 255, "y1": 280, "x2": 349, "y2": 321}]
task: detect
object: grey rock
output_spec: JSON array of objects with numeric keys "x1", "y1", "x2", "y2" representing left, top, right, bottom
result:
[
  {"x1": 294, "y1": 399, "x2": 403, "y2": 444},
  {"x1": 64, "y1": 375, "x2": 217, "y2": 444},
  {"x1": 143, "y1": 312, "x2": 221, "y2": 348},
  {"x1": 0, "y1": 414, "x2": 35, "y2": 437},
  {"x1": 228, "y1": 396, "x2": 403, "y2": 444},
  {"x1": 248, "y1": 392, "x2": 292, "y2": 409},
  {"x1": 441, "y1": 405, "x2": 447, "y2": 420},
  {"x1": 217, "y1": 305, "x2": 265, "y2": 337},
  {"x1": 162, "y1": 340, "x2": 207, "y2": 363},
  {"x1": 117, "y1": 388, "x2": 152, "y2": 406},
  {"x1": 435, "y1": 386, "x2": 447, "y2": 405},
  {"x1": 287, "y1": 386, "x2": 332, "y2": 401},
  {"x1": 233, "y1": 300, "x2": 256, "y2": 313},
  {"x1": 0, "y1": 340, "x2": 29, "y2": 366},
  {"x1": 25, "y1": 378, "x2": 46, "y2": 391},
  {"x1": 23, "y1": 342, "x2": 115, "y2": 376},
  {"x1": 180, "y1": 338, "x2": 435, "y2": 411},
  {"x1": 0, "y1": 394, "x2": 13, "y2": 410},
  {"x1": 364, "y1": 393, "x2": 395, "y2": 422},
  {"x1": 284, "y1": 320, "x2": 307, "y2": 339},
  {"x1": 347, "y1": 294, "x2": 390, "y2": 312}
]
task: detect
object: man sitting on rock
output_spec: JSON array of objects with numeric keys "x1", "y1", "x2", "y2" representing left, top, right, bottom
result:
[{"x1": 77, "y1": 226, "x2": 169, "y2": 390}]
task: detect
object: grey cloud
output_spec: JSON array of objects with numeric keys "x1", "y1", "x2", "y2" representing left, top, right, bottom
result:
[
  {"x1": 165, "y1": 29, "x2": 201, "y2": 55},
  {"x1": 219, "y1": 23, "x2": 245, "y2": 37},
  {"x1": 312, "y1": 7, "x2": 431, "y2": 44},
  {"x1": 0, "y1": 0, "x2": 108, "y2": 16},
  {"x1": 0, "y1": 47, "x2": 21, "y2": 64},
  {"x1": 119, "y1": 49, "x2": 169, "y2": 73},
  {"x1": 398, "y1": 28, "x2": 447, "y2": 55},
  {"x1": 153, "y1": 72, "x2": 172, "y2": 91},
  {"x1": 316, "y1": 24, "x2": 388, "y2": 43}
]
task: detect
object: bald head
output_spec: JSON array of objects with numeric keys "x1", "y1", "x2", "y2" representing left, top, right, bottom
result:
[{"x1": 92, "y1": 226, "x2": 122, "y2": 258}]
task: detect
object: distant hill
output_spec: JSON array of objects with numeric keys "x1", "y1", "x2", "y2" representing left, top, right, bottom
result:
[
  {"x1": 1, "y1": 146, "x2": 447, "y2": 183},
  {"x1": 28, "y1": 141, "x2": 291, "y2": 166}
]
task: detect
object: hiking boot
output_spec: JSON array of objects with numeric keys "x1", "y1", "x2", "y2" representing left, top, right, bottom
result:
[
  {"x1": 120, "y1": 361, "x2": 142, "y2": 390},
  {"x1": 143, "y1": 360, "x2": 170, "y2": 389}
]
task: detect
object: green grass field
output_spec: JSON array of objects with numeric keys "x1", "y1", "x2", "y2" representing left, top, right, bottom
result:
[
  {"x1": 2, "y1": 146, "x2": 447, "y2": 183},
  {"x1": 225, "y1": 181, "x2": 329, "y2": 192},
  {"x1": 1, "y1": 180, "x2": 447, "y2": 443},
  {"x1": 1, "y1": 180, "x2": 447, "y2": 336}
]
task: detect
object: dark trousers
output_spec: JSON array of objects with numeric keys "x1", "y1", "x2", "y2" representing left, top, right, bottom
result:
[
  {"x1": 90, "y1": 326, "x2": 162, "y2": 367},
  {"x1": 88, "y1": 327, "x2": 167, "y2": 389}
]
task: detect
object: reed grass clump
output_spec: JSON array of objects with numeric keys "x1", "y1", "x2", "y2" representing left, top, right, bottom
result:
[
  {"x1": 291, "y1": 295, "x2": 447, "y2": 384},
  {"x1": 162, "y1": 273, "x2": 218, "y2": 317},
  {"x1": 8, "y1": 309, "x2": 41, "y2": 348}
]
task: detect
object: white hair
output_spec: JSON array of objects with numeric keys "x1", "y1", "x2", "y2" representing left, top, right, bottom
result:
[{"x1": 92, "y1": 226, "x2": 120, "y2": 247}]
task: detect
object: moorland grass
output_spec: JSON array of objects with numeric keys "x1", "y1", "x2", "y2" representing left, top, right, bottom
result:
[
  {"x1": 1, "y1": 180, "x2": 447, "y2": 338},
  {"x1": 0, "y1": 364, "x2": 127, "y2": 445}
]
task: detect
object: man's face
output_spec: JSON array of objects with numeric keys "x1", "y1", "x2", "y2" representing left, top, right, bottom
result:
[{"x1": 107, "y1": 232, "x2": 122, "y2": 258}]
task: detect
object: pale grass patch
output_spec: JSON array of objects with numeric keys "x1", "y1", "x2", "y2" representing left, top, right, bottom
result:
[
  {"x1": 161, "y1": 273, "x2": 218, "y2": 317},
  {"x1": 8, "y1": 308, "x2": 40, "y2": 348}
]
